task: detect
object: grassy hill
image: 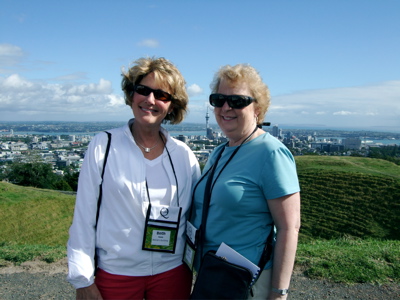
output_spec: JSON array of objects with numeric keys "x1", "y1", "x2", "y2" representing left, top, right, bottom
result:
[
  {"x1": 296, "y1": 156, "x2": 400, "y2": 241},
  {"x1": 0, "y1": 156, "x2": 399, "y2": 283},
  {"x1": 0, "y1": 182, "x2": 75, "y2": 246}
]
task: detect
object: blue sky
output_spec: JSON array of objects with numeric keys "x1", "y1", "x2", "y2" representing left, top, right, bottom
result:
[{"x1": 1, "y1": 0, "x2": 399, "y2": 132}]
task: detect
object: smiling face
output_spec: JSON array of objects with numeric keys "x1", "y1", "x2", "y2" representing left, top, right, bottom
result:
[
  {"x1": 131, "y1": 72, "x2": 173, "y2": 129},
  {"x1": 215, "y1": 79, "x2": 259, "y2": 145}
]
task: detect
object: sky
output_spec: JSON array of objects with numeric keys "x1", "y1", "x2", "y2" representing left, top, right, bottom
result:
[{"x1": 0, "y1": 0, "x2": 399, "y2": 132}]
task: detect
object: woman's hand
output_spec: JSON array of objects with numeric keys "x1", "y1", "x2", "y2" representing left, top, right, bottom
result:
[{"x1": 76, "y1": 284, "x2": 103, "y2": 300}]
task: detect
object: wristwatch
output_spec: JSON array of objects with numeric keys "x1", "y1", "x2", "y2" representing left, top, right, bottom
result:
[{"x1": 271, "y1": 287, "x2": 289, "y2": 295}]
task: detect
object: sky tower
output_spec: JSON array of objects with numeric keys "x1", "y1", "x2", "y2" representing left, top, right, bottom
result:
[
  {"x1": 205, "y1": 106, "x2": 210, "y2": 129},
  {"x1": 205, "y1": 107, "x2": 214, "y2": 139}
]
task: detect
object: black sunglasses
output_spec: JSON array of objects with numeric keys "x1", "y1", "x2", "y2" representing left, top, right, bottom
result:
[
  {"x1": 131, "y1": 84, "x2": 173, "y2": 102},
  {"x1": 209, "y1": 93, "x2": 256, "y2": 109}
]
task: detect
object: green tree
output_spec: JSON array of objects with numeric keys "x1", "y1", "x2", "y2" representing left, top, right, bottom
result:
[
  {"x1": 63, "y1": 168, "x2": 79, "y2": 191},
  {"x1": 6, "y1": 161, "x2": 71, "y2": 190},
  {"x1": 368, "y1": 145, "x2": 400, "y2": 165},
  {"x1": 53, "y1": 179, "x2": 73, "y2": 191}
]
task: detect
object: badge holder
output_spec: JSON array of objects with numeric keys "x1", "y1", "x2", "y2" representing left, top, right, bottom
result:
[
  {"x1": 142, "y1": 203, "x2": 182, "y2": 253},
  {"x1": 183, "y1": 220, "x2": 199, "y2": 270}
]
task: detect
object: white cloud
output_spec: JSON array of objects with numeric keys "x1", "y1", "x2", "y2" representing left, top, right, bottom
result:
[
  {"x1": 137, "y1": 39, "x2": 159, "y2": 48},
  {"x1": 269, "y1": 81, "x2": 400, "y2": 129},
  {"x1": 0, "y1": 44, "x2": 25, "y2": 68},
  {"x1": 0, "y1": 74, "x2": 127, "y2": 121},
  {"x1": 187, "y1": 84, "x2": 203, "y2": 97},
  {"x1": 333, "y1": 111, "x2": 356, "y2": 115},
  {"x1": 0, "y1": 44, "x2": 23, "y2": 56},
  {"x1": 66, "y1": 78, "x2": 112, "y2": 95},
  {"x1": 107, "y1": 94, "x2": 124, "y2": 107},
  {"x1": 3, "y1": 74, "x2": 34, "y2": 89}
]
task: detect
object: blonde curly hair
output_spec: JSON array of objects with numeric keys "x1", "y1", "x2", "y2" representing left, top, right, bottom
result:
[
  {"x1": 210, "y1": 64, "x2": 271, "y2": 125},
  {"x1": 121, "y1": 57, "x2": 188, "y2": 124}
]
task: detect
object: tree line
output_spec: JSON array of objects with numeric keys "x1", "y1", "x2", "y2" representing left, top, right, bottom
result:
[
  {"x1": 0, "y1": 160, "x2": 78, "y2": 192},
  {"x1": 368, "y1": 145, "x2": 400, "y2": 165}
]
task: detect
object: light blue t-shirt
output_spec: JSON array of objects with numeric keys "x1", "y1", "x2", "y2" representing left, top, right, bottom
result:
[{"x1": 192, "y1": 132, "x2": 300, "y2": 270}]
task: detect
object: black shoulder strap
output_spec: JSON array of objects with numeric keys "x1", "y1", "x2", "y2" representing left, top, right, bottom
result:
[
  {"x1": 257, "y1": 224, "x2": 275, "y2": 270},
  {"x1": 95, "y1": 131, "x2": 112, "y2": 228},
  {"x1": 199, "y1": 146, "x2": 226, "y2": 259}
]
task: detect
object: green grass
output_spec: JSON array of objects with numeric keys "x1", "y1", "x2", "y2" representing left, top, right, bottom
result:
[
  {"x1": 296, "y1": 238, "x2": 400, "y2": 284},
  {"x1": 295, "y1": 156, "x2": 400, "y2": 179},
  {"x1": 0, "y1": 156, "x2": 400, "y2": 284},
  {"x1": 0, "y1": 241, "x2": 66, "y2": 266},
  {"x1": 0, "y1": 182, "x2": 75, "y2": 246},
  {"x1": 296, "y1": 156, "x2": 400, "y2": 241}
]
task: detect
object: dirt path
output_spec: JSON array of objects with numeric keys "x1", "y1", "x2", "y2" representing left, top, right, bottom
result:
[{"x1": 0, "y1": 258, "x2": 399, "y2": 299}]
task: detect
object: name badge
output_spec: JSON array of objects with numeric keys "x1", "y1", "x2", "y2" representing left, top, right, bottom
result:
[
  {"x1": 183, "y1": 221, "x2": 198, "y2": 270},
  {"x1": 142, "y1": 204, "x2": 182, "y2": 253}
]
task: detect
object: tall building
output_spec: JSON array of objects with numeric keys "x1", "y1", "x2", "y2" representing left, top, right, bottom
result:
[
  {"x1": 272, "y1": 125, "x2": 279, "y2": 137},
  {"x1": 343, "y1": 138, "x2": 361, "y2": 150},
  {"x1": 205, "y1": 107, "x2": 215, "y2": 140},
  {"x1": 207, "y1": 128, "x2": 214, "y2": 140}
]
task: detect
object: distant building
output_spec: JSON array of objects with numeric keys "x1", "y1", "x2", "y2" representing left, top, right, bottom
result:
[
  {"x1": 343, "y1": 138, "x2": 361, "y2": 150},
  {"x1": 272, "y1": 125, "x2": 279, "y2": 137},
  {"x1": 310, "y1": 142, "x2": 344, "y2": 152},
  {"x1": 10, "y1": 142, "x2": 28, "y2": 151},
  {"x1": 206, "y1": 128, "x2": 215, "y2": 140},
  {"x1": 176, "y1": 135, "x2": 188, "y2": 143},
  {"x1": 56, "y1": 160, "x2": 68, "y2": 168}
]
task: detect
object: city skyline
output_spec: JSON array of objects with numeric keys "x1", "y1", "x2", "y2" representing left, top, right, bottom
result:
[{"x1": 0, "y1": 1, "x2": 399, "y2": 132}]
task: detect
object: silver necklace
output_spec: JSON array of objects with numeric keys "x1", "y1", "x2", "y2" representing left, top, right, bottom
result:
[
  {"x1": 131, "y1": 125, "x2": 161, "y2": 153},
  {"x1": 136, "y1": 138, "x2": 160, "y2": 153}
]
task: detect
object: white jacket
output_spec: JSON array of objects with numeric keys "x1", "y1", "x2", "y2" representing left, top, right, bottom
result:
[{"x1": 67, "y1": 119, "x2": 200, "y2": 289}]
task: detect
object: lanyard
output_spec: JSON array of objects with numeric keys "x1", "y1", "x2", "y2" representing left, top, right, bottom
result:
[
  {"x1": 145, "y1": 132, "x2": 180, "y2": 207},
  {"x1": 197, "y1": 126, "x2": 258, "y2": 257}
]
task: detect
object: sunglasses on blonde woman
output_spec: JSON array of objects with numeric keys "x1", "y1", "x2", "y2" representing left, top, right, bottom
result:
[
  {"x1": 131, "y1": 84, "x2": 173, "y2": 102},
  {"x1": 209, "y1": 93, "x2": 256, "y2": 109}
]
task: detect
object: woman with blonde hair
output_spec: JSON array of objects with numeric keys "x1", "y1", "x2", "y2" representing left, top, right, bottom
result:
[
  {"x1": 68, "y1": 57, "x2": 200, "y2": 299},
  {"x1": 191, "y1": 63, "x2": 300, "y2": 299}
]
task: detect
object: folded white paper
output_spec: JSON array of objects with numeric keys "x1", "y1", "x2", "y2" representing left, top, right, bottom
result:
[{"x1": 216, "y1": 242, "x2": 260, "y2": 282}]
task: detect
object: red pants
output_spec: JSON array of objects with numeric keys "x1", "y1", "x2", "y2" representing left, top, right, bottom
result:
[{"x1": 95, "y1": 264, "x2": 192, "y2": 300}]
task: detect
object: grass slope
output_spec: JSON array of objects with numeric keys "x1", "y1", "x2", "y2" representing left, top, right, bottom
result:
[
  {"x1": 296, "y1": 156, "x2": 400, "y2": 241},
  {"x1": 0, "y1": 182, "x2": 75, "y2": 246}
]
